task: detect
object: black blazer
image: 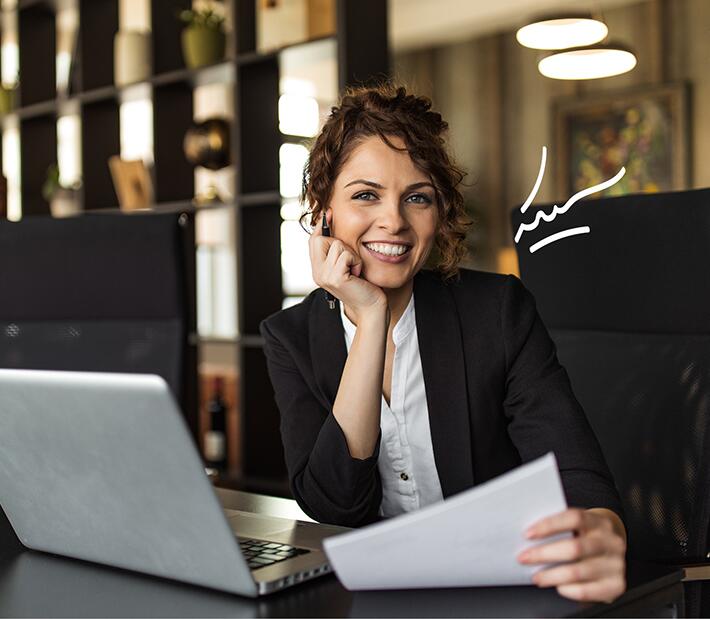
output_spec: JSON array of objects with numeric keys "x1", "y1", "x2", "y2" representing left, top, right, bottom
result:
[{"x1": 259, "y1": 268, "x2": 623, "y2": 527}]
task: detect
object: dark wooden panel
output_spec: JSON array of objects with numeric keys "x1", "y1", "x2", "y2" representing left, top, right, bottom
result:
[
  {"x1": 241, "y1": 344, "x2": 287, "y2": 479},
  {"x1": 79, "y1": 0, "x2": 118, "y2": 91},
  {"x1": 152, "y1": 0, "x2": 190, "y2": 74},
  {"x1": 237, "y1": 57, "x2": 279, "y2": 194},
  {"x1": 241, "y1": 203, "x2": 282, "y2": 335},
  {"x1": 336, "y1": 0, "x2": 390, "y2": 90},
  {"x1": 18, "y1": 5, "x2": 56, "y2": 105},
  {"x1": 234, "y1": 0, "x2": 256, "y2": 55},
  {"x1": 20, "y1": 115, "x2": 56, "y2": 216},
  {"x1": 81, "y1": 100, "x2": 120, "y2": 209},
  {"x1": 153, "y1": 83, "x2": 194, "y2": 203}
]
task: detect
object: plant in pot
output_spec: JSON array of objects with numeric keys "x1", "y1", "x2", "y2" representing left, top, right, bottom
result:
[
  {"x1": 42, "y1": 164, "x2": 81, "y2": 218},
  {"x1": 0, "y1": 82, "x2": 18, "y2": 116},
  {"x1": 178, "y1": 5, "x2": 226, "y2": 69}
]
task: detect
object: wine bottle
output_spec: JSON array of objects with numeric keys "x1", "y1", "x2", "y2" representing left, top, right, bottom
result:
[{"x1": 204, "y1": 376, "x2": 228, "y2": 473}]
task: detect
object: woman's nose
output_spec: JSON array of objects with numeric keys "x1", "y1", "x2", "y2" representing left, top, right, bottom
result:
[{"x1": 377, "y1": 200, "x2": 409, "y2": 232}]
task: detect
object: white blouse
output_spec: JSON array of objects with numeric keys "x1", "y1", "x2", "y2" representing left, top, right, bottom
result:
[{"x1": 339, "y1": 294, "x2": 444, "y2": 517}]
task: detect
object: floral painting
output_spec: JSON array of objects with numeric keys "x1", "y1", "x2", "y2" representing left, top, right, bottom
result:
[{"x1": 554, "y1": 84, "x2": 689, "y2": 199}]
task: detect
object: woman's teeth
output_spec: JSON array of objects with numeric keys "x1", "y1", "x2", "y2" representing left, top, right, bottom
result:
[{"x1": 364, "y1": 243, "x2": 410, "y2": 256}]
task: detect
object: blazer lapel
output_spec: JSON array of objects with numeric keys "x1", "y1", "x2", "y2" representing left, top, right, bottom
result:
[
  {"x1": 308, "y1": 271, "x2": 475, "y2": 498},
  {"x1": 414, "y1": 270, "x2": 475, "y2": 497},
  {"x1": 308, "y1": 293, "x2": 348, "y2": 410}
]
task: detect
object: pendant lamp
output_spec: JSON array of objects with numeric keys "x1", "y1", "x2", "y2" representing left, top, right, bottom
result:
[
  {"x1": 516, "y1": 14, "x2": 608, "y2": 50},
  {"x1": 538, "y1": 43, "x2": 638, "y2": 80}
]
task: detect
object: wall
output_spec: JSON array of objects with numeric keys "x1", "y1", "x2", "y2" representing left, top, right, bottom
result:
[{"x1": 392, "y1": 0, "x2": 710, "y2": 272}]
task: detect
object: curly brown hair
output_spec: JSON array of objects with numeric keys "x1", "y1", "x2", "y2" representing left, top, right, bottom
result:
[{"x1": 298, "y1": 82, "x2": 473, "y2": 282}]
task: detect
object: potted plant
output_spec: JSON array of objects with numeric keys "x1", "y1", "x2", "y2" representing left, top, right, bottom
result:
[
  {"x1": 42, "y1": 164, "x2": 81, "y2": 218},
  {"x1": 114, "y1": 29, "x2": 152, "y2": 86},
  {"x1": 0, "y1": 82, "x2": 18, "y2": 116},
  {"x1": 178, "y1": 5, "x2": 226, "y2": 69}
]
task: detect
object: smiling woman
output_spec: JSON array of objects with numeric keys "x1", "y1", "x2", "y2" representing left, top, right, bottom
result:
[{"x1": 259, "y1": 83, "x2": 628, "y2": 603}]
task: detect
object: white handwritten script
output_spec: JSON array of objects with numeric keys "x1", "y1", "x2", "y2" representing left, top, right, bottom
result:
[{"x1": 514, "y1": 147, "x2": 625, "y2": 253}]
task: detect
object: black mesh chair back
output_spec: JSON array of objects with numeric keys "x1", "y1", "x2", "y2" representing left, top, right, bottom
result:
[
  {"x1": 0, "y1": 212, "x2": 197, "y2": 437},
  {"x1": 511, "y1": 187, "x2": 710, "y2": 616}
]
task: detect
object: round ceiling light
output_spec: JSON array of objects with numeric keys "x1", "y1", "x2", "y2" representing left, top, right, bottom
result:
[
  {"x1": 516, "y1": 16, "x2": 608, "y2": 50},
  {"x1": 538, "y1": 45, "x2": 638, "y2": 80}
]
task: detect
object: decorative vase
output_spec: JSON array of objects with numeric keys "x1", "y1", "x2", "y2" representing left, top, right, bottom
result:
[
  {"x1": 49, "y1": 189, "x2": 80, "y2": 218},
  {"x1": 183, "y1": 118, "x2": 231, "y2": 170},
  {"x1": 181, "y1": 26, "x2": 226, "y2": 68},
  {"x1": 0, "y1": 86, "x2": 15, "y2": 115},
  {"x1": 114, "y1": 30, "x2": 152, "y2": 86}
]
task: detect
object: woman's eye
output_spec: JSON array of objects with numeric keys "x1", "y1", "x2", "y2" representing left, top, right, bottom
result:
[
  {"x1": 406, "y1": 193, "x2": 432, "y2": 205},
  {"x1": 353, "y1": 191, "x2": 377, "y2": 201}
]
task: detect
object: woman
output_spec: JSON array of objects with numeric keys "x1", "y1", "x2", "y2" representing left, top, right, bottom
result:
[{"x1": 259, "y1": 84, "x2": 626, "y2": 603}]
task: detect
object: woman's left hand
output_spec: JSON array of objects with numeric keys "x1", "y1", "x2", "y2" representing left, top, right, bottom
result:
[{"x1": 517, "y1": 508, "x2": 627, "y2": 603}]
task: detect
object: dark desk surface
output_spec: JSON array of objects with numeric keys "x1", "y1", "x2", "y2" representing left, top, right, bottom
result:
[{"x1": 0, "y1": 488, "x2": 683, "y2": 618}]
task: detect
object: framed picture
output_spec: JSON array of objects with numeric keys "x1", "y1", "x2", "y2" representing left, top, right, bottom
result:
[
  {"x1": 108, "y1": 156, "x2": 154, "y2": 211},
  {"x1": 553, "y1": 83, "x2": 690, "y2": 200}
]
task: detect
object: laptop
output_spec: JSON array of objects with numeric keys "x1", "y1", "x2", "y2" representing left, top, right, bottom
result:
[{"x1": 0, "y1": 369, "x2": 346, "y2": 597}]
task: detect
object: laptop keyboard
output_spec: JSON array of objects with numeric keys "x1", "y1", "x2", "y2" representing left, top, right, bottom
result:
[{"x1": 238, "y1": 537, "x2": 311, "y2": 571}]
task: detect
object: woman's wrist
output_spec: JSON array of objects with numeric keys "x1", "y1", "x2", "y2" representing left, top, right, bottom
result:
[{"x1": 357, "y1": 302, "x2": 390, "y2": 330}]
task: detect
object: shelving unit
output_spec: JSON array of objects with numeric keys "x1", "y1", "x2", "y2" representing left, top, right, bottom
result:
[{"x1": 0, "y1": 0, "x2": 389, "y2": 492}]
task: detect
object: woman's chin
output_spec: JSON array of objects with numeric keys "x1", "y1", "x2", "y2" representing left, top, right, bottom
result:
[{"x1": 361, "y1": 269, "x2": 413, "y2": 290}]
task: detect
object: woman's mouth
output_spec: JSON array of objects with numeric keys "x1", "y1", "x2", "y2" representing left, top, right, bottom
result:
[{"x1": 363, "y1": 242, "x2": 412, "y2": 264}]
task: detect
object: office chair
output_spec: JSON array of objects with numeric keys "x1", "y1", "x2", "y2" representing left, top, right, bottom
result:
[
  {"x1": 0, "y1": 211, "x2": 198, "y2": 440},
  {"x1": 511, "y1": 187, "x2": 710, "y2": 617}
]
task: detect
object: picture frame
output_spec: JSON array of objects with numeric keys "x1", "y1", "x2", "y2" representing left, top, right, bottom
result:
[
  {"x1": 553, "y1": 83, "x2": 690, "y2": 200},
  {"x1": 108, "y1": 156, "x2": 154, "y2": 211}
]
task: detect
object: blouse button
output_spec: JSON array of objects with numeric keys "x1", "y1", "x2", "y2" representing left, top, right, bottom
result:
[{"x1": 400, "y1": 472, "x2": 409, "y2": 481}]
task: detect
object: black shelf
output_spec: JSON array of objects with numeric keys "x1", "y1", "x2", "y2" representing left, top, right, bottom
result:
[
  {"x1": 17, "y1": 0, "x2": 52, "y2": 10},
  {"x1": 20, "y1": 114, "x2": 56, "y2": 216},
  {"x1": 6, "y1": 0, "x2": 389, "y2": 485},
  {"x1": 11, "y1": 100, "x2": 57, "y2": 120},
  {"x1": 153, "y1": 81, "x2": 194, "y2": 203},
  {"x1": 6, "y1": 29, "x2": 341, "y2": 119},
  {"x1": 238, "y1": 191, "x2": 282, "y2": 207},
  {"x1": 152, "y1": 0, "x2": 189, "y2": 75},
  {"x1": 81, "y1": 98, "x2": 120, "y2": 210},
  {"x1": 18, "y1": 3, "x2": 56, "y2": 107},
  {"x1": 79, "y1": 0, "x2": 118, "y2": 92},
  {"x1": 83, "y1": 200, "x2": 236, "y2": 216},
  {"x1": 236, "y1": 34, "x2": 337, "y2": 66}
]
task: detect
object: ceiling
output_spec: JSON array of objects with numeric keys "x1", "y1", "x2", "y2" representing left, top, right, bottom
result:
[{"x1": 389, "y1": 0, "x2": 650, "y2": 52}]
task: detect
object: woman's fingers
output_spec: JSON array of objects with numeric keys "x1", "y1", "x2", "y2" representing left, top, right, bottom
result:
[
  {"x1": 522, "y1": 508, "x2": 627, "y2": 604},
  {"x1": 556, "y1": 576, "x2": 626, "y2": 603},
  {"x1": 526, "y1": 508, "x2": 591, "y2": 540},
  {"x1": 518, "y1": 530, "x2": 606, "y2": 564},
  {"x1": 318, "y1": 238, "x2": 361, "y2": 291},
  {"x1": 531, "y1": 554, "x2": 624, "y2": 588},
  {"x1": 334, "y1": 245, "x2": 363, "y2": 278}
]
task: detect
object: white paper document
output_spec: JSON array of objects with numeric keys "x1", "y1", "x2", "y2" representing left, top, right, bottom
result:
[{"x1": 322, "y1": 452, "x2": 568, "y2": 590}]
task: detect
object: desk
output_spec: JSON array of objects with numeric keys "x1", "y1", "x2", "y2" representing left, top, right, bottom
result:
[{"x1": 0, "y1": 488, "x2": 683, "y2": 618}]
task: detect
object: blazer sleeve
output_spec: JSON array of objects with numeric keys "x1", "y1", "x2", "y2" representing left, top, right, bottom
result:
[
  {"x1": 500, "y1": 275, "x2": 625, "y2": 521},
  {"x1": 259, "y1": 317, "x2": 383, "y2": 527}
]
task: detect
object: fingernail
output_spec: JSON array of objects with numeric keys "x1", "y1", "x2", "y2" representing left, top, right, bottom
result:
[
  {"x1": 518, "y1": 551, "x2": 529, "y2": 563},
  {"x1": 526, "y1": 528, "x2": 536, "y2": 539}
]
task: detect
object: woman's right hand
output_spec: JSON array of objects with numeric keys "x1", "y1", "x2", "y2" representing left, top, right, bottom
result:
[{"x1": 309, "y1": 208, "x2": 388, "y2": 323}]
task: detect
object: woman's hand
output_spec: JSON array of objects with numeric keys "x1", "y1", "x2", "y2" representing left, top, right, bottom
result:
[
  {"x1": 517, "y1": 508, "x2": 627, "y2": 603},
  {"x1": 309, "y1": 207, "x2": 388, "y2": 321}
]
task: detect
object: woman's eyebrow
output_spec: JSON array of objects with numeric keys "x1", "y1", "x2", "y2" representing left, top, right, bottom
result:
[
  {"x1": 344, "y1": 179, "x2": 434, "y2": 190},
  {"x1": 344, "y1": 179, "x2": 384, "y2": 189}
]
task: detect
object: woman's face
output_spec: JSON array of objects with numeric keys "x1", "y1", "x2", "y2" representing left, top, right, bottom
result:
[{"x1": 327, "y1": 134, "x2": 439, "y2": 291}]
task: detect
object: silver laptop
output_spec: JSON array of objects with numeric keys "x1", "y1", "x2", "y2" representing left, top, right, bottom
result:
[{"x1": 0, "y1": 369, "x2": 346, "y2": 596}]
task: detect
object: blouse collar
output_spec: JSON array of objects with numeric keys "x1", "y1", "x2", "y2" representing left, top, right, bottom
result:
[{"x1": 339, "y1": 290, "x2": 416, "y2": 347}]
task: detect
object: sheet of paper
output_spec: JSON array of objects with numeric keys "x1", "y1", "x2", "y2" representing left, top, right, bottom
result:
[{"x1": 322, "y1": 452, "x2": 569, "y2": 590}]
